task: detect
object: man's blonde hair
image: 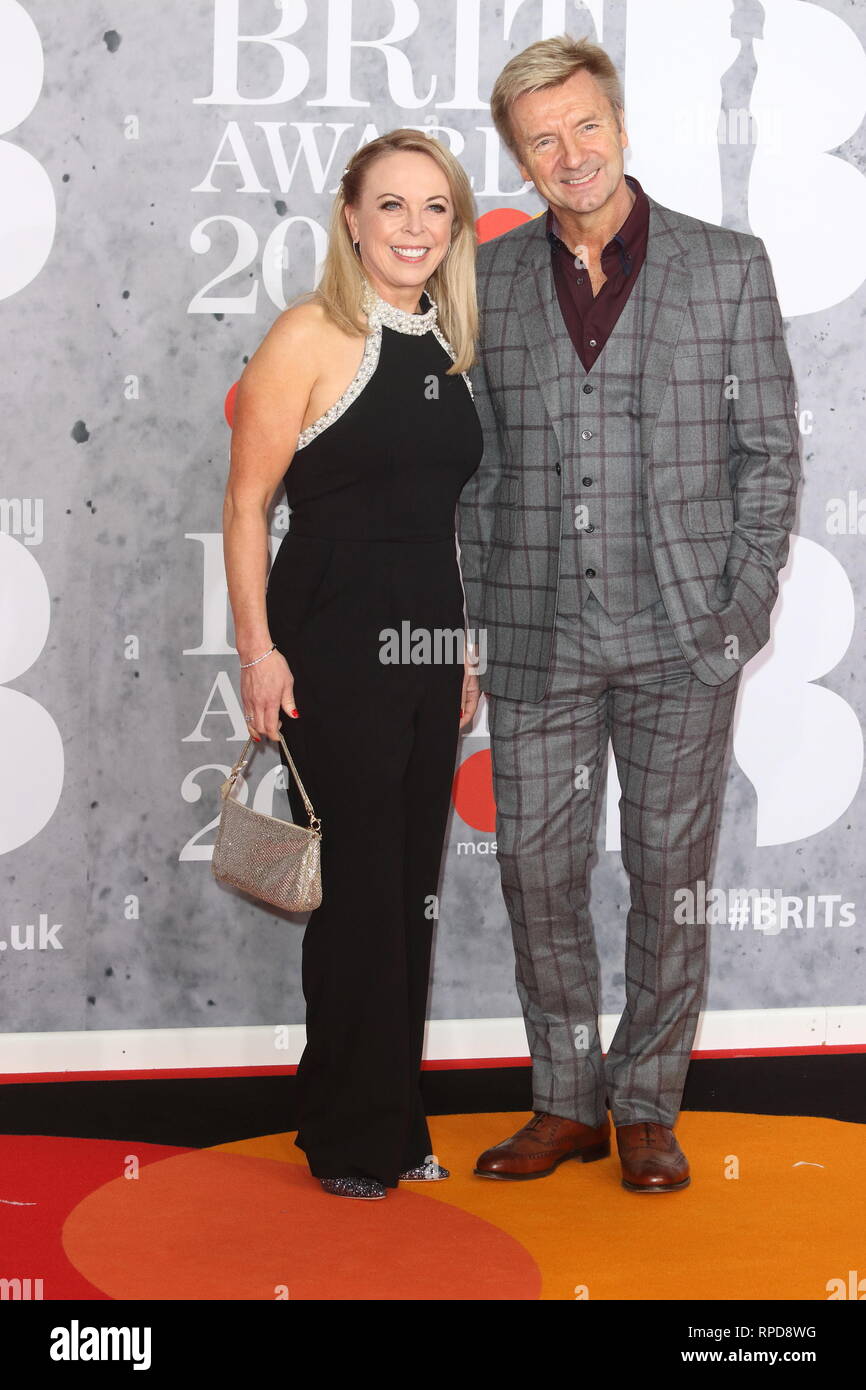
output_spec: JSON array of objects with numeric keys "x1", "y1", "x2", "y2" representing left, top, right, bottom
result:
[
  {"x1": 313, "y1": 129, "x2": 477, "y2": 373},
  {"x1": 490, "y1": 34, "x2": 624, "y2": 161}
]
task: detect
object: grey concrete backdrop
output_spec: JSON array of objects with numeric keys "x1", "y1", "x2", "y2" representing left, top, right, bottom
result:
[{"x1": 2, "y1": 0, "x2": 864, "y2": 1040}]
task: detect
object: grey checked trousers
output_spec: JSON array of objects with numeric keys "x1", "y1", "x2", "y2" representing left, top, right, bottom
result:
[{"x1": 486, "y1": 590, "x2": 740, "y2": 1128}]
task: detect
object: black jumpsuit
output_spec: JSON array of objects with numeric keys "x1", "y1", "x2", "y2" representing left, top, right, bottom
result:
[{"x1": 265, "y1": 286, "x2": 482, "y2": 1188}]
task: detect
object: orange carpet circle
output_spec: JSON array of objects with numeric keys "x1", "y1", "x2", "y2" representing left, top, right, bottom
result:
[
  {"x1": 59, "y1": 1111, "x2": 866, "y2": 1300},
  {"x1": 61, "y1": 1143, "x2": 541, "y2": 1301}
]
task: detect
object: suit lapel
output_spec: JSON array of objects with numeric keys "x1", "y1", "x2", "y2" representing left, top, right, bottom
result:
[
  {"x1": 507, "y1": 196, "x2": 693, "y2": 461},
  {"x1": 513, "y1": 221, "x2": 567, "y2": 456},
  {"x1": 637, "y1": 199, "x2": 693, "y2": 459}
]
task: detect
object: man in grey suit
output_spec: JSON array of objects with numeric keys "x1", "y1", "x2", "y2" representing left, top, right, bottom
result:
[{"x1": 457, "y1": 35, "x2": 800, "y2": 1191}]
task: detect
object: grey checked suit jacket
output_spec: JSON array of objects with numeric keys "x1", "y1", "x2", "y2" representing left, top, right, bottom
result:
[{"x1": 457, "y1": 195, "x2": 802, "y2": 701}]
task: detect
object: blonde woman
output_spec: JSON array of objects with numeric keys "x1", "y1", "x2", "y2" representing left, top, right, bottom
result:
[{"x1": 223, "y1": 131, "x2": 482, "y2": 1199}]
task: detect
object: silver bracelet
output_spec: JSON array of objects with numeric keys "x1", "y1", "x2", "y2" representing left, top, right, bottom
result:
[{"x1": 239, "y1": 643, "x2": 276, "y2": 669}]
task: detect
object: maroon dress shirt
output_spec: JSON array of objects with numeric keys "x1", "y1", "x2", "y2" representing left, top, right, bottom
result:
[{"x1": 546, "y1": 175, "x2": 650, "y2": 371}]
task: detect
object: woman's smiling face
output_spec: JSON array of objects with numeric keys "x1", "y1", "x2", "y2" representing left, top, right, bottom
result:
[{"x1": 344, "y1": 149, "x2": 454, "y2": 304}]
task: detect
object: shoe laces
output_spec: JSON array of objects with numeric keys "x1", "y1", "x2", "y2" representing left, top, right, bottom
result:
[{"x1": 637, "y1": 1122, "x2": 660, "y2": 1147}]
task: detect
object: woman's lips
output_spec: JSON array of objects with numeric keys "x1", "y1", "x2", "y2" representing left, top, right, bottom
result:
[{"x1": 389, "y1": 245, "x2": 430, "y2": 262}]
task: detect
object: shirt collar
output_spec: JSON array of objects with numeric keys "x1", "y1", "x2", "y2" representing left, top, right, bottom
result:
[{"x1": 545, "y1": 175, "x2": 647, "y2": 276}]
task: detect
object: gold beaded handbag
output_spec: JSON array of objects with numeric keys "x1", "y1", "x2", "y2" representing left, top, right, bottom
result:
[{"x1": 212, "y1": 733, "x2": 322, "y2": 912}]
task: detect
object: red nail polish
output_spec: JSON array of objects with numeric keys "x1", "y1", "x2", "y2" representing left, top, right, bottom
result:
[{"x1": 290, "y1": 708, "x2": 299, "y2": 718}]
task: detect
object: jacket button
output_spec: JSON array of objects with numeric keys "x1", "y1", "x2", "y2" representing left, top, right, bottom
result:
[
  {"x1": 582, "y1": 476, "x2": 593, "y2": 486},
  {"x1": 582, "y1": 384, "x2": 594, "y2": 394},
  {"x1": 585, "y1": 568, "x2": 596, "y2": 578},
  {"x1": 555, "y1": 462, "x2": 561, "y2": 475},
  {"x1": 586, "y1": 523, "x2": 595, "y2": 533},
  {"x1": 581, "y1": 429, "x2": 593, "y2": 440}
]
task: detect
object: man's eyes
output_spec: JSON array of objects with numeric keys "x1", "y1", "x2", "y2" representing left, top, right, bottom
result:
[{"x1": 535, "y1": 123, "x2": 600, "y2": 150}]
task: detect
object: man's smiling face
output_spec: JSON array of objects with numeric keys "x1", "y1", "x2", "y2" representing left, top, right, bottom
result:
[{"x1": 511, "y1": 68, "x2": 628, "y2": 223}]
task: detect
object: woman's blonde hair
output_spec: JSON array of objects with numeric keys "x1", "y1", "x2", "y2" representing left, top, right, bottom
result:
[
  {"x1": 311, "y1": 129, "x2": 477, "y2": 374},
  {"x1": 490, "y1": 34, "x2": 624, "y2": 162}
]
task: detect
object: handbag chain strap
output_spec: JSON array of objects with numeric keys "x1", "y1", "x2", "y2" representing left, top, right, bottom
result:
[{"x1": 223, "y1": 733, "x2": 322, "y2": 834}]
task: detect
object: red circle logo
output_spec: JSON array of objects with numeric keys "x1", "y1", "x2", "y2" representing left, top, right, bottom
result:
[
  {"x1": 475, "y1": 208, "x2": 532, "y2": 244},
  {"x1": 225, "y1": 379, "x2": 239, "y2": 428},
  {"x1": 452, "y1": 749, "x2": 496, "y2": 833}
]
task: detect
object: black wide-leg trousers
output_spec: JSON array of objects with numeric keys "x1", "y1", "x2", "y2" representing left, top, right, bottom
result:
[{"x1": 271, "y1": 536, "x2": 464, "y2": 1189}]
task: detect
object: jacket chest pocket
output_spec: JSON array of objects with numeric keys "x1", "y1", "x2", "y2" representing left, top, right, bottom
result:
[{"x1": 666, "y1": 347, "x2": 727, "y2": 387}]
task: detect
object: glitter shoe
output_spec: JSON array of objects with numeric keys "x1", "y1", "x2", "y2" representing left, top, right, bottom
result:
[
  {"x1": 319, "y1": 1176, "x2": 387, "y2": 1199},
  {"x1": 398, "y1": 1162, "x2": 451, "y2": 1182}
]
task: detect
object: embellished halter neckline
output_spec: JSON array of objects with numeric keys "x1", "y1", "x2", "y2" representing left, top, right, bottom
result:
[
  {"x1": 293, "y1": 279, "x2": 471, "y2": 452},
  {"x1": 361, "y1": 280, "x2": 438, "y2": 334}
]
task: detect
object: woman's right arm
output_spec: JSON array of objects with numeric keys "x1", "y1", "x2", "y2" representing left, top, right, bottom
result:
[{"x1": 222, "y1": 305, "x2": 322, "y2": 740}]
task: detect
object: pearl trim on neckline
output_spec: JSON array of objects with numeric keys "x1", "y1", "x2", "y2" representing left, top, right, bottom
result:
[{"x1": 361, "y1": 280, "x2": 439, "y2": 334}]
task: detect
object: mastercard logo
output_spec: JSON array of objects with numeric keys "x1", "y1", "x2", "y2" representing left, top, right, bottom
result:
[
  {"x1": 451, "y1": 748, "x2": 496, "y2": 833},
  {"x1": 224, "y1": 378, "x2": 239, "y2": 429},
  {"x1": 474, "y1": 208, "x2": 535, "y2": 243}
]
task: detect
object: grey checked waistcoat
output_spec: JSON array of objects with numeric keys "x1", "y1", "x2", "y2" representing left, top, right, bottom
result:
[{"x1": 554, "y1": 270, "x2": 662, "y2": 621}]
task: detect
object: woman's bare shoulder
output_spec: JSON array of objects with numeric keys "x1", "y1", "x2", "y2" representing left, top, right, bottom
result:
[
  {"x1": 273, "y1": 295, "x2": 363, "y2": 348},
  {"x1": 273, "y1": 295, "x2": 331, "y2": 336},
  {"x1": 246, "y1": 297, "x2": 360, "y2": 382}
]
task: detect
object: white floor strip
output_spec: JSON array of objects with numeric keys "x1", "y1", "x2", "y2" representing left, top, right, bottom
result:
[{"x1": 0, "y1": 1006, "x2": 863, "y2": 1075}]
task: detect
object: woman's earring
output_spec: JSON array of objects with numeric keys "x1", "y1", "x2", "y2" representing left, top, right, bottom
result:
[{"x1": 352, "y1": 239, "x2": 360, "y2": 257}]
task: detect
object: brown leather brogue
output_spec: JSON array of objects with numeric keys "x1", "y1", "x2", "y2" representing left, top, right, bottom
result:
[
  {"x1": 616, "y1": 1121, "x2": 690, "y2": 1192},
  {"x1": 474, "y1": 1111, "x2": 610, "y2": 1180}
]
